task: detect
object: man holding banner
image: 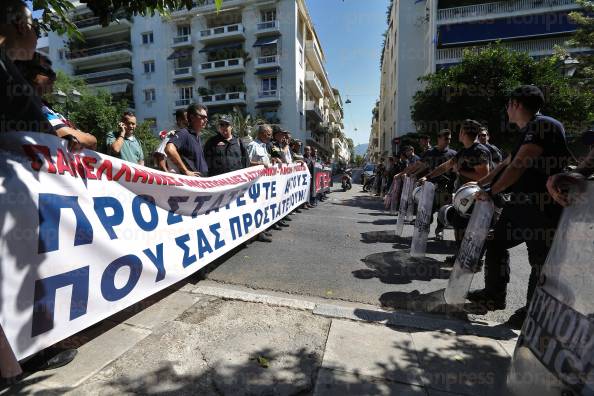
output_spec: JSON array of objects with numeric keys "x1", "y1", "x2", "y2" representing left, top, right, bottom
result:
[{"x1": 165, "y1": 104, "x2": 209, "y2": 177}]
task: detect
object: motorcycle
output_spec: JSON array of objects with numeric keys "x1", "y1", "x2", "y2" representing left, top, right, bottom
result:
[
  {"x1": 341, "y1": 168, "x2": 352, "y2": 191},
  {"x1": 363, "y1": 174, "x2": 376, "y2": 192}
]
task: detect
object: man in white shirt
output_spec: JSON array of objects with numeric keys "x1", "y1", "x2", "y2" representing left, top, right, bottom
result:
[{"x1": 248, "y1": 124, "x2": 276, "y2": 167}]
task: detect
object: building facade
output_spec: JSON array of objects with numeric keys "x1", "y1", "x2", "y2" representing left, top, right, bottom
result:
[
  {"x1": 377, "y1": 0, "x2": 586, "y2": 157},
  {"x1": 43, "y1": 0, "x2": 347, "y2": 159}
]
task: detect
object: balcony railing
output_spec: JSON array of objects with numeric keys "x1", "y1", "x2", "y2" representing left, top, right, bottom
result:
[
  {"x1": 200, "y1": 92, "x2": 246, "y2": 104},
  {"x1": 437, "y1": 0, "x2": 578, "y2": 23},
  {"x1": 175, "y1": 98, "x2": 192, "y2": 108},
  {"x1": 76, "y1": 68, "x2": 133, "y2": 81},
  {"x1": 73, "y1": 13, "x2": 129, "y2": 29},
  {"x1": 436, "y1": 36, "x2": 581, "y2": 63},
  {"x1": 258, "y1": 90, "x2": 280, "y2": 100},
  {"x1": 66, "y1": 42, "x2": 132, "y2": 60},
  {"x1": 257, "y1": 20, "x2": 280, "y2": 31},
  {"x1": 199, "y1": 58, "x2": 244, "y2": 72},
  {"x1": 305, "y1": 101, "x2": 323, "y2": 120},
  {"x1": 173, "y1": 66, "x2": 193, "y2": 78},
  {"x1": 173, "y1": 35, "x2": 192, "y2": 46},
  {"x1": 306, "y1": 71, "x2": 324, "y2": 96},
  {"x1": 200, "y1": 23, "x2": 244, "y2": 39},
  {"x1": 257, "y1": 55, "x2": 279, "y2": 66}
]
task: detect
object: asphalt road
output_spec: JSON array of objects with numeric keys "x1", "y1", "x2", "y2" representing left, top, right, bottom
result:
[{"x1": 205, "y1": 178, "x2": 531, "y2": 324}]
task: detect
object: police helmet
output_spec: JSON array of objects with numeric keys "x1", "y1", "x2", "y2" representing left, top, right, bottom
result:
[
  {"x1": 412, "y1": 186, "x2": 423, "y2": 206},
  {"x1": 453, "y1": 184, "x2": 482, "y2": 218},
  {"x1": 438, "y1": 204, "x2": 456, "y2": 227}
]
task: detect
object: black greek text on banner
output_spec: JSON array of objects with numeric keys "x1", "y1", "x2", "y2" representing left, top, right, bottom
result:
[{"x1": 0, "y1": 132, "x2": 310, "y2": 360}]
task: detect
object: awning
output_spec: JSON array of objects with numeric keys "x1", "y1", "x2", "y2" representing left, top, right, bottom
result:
[
  {"x1": 253, "y1": 35, "x2": 280, "y2": 47},
  {"x1": 199, "y1": 42, "x2": 243, "y2": 53},
  {"x1": 205, "y1": 72, "x2": 245, "y2": 80},
  {"x1": 255, "y1": 67, "x2": 281, "y2": 76},
  {"x1": 167, "y1": 49, "x2": 193, "y2": 60},
  {"x1": 255, "y1": 101, "x2": 281, "y2": 109}
]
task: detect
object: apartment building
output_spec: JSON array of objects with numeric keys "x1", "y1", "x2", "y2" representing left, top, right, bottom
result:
[
  {"x1": 377, "y1": 0, "x2": 587, "y2": 158},
  {"x1": 366, "y1": 101, "x2": 381, "y2": 163},
  {"x1": 43, "y1": 0, "x2": 346, "y2": 159}
]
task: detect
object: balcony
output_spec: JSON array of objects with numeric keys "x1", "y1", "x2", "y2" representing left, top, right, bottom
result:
[
  {"x1": 172, "y1": 35, "x2": 193, "y2": 48},
  {"x1": 173, "y1": 66, "x2": 193, "y2": 79},
  {"x1": 305, "y1": 40, "x2": 326, "y2": 79},
  {"x1": 329, "y1": 109, "x2": 341, "y2": 123},
  {"x1": 437, "y1": 0, "x2": 580, "y2": 25},
  {"x1": 200, "y1": 23, "x2": 245, "y2": 42},
  {"x1": 256, "y1": 90, "x2": 281, "y2": 103},
  {"x1": 66, "y1": 42, "x2": 133, "y2": 66},
  {"x1": 73, "y1": 14, "x2": 131, "y2": 35},
  {"x1": 256, "y1": 20, "x2": 281, "y2": 36},
  {"x1": 200, "y1": 92, "x2": 246, "y2": 106},
  {"x1": 305, "y1": 71, "x2": 324, "y2": 98},
  {"x1": 305, "y1": 101, "x2": 323, "y2": 122},
  {"x1": 174, "y1": 98, "x2": 192, "y2": 110},
  {"x1": 76, "y1": 68, "x2": 134, "y2": 86},
  {"x1": 255, "y1": 55, "x2": 280, "y2": 69},
  {"x1": 199, "y1": 58, "x2": 245, "y2": 76},
  {"x1": 436, "y1": 36, "x2": 588, "y2": 64}
]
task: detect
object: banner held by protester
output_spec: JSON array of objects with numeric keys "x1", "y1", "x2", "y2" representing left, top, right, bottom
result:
[{"x1": 0, "y1": 132, "x2": 310, "y2": 361}]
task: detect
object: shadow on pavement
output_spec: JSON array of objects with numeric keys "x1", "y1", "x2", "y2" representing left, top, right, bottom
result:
[
  {"x1": 358, "y1": 218, "x2": 397, "y2": 226},
  {"x1": 353, "y1": 251, "x2": 452, "y2": 285},
  {"x1": 332, "y1": 194, "x2": 385, "y2": 211}
]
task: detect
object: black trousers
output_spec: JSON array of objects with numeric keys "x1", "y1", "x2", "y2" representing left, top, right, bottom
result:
[{"x1": 483, "y1": 203, "x2": 561, "y2": 302}]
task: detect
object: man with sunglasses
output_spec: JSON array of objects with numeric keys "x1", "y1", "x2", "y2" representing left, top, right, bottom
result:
[
  {"x1": 0, "y1": 0, "x2": 50, "y2": 134},
  {"x1": 166, "y1": 104, "x2": 209, "y2": 177},
  {"x1": 15, "y1": 52, "x2": 97, "y2": 149}
]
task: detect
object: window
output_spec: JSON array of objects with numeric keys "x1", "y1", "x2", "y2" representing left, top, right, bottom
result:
[
  {"x1": 180, "y1": 87, "x2": 193, "y2": 100},
  {"x1": 260, "y1": 44, "x2": 278, "y2": 57},
  {"x1": 143, "y1": 60, "x2": 155, "y2": 73},
  {"x1": 261, "y1": 77, "x2": 277, "y2": 93},
  {"x1": 299, "y1": 47, "x2": 303, "y2": 67},
  {"x1": 177, "y1": 25, "x2": 191, "y2": 37},
  {"x1": 142, "y1": 32, "x2": 154, "y2": 44},
  {"x1": 261, "y1": 9, "x2": 276, "y2": 22},
  {"x1": 144, "y1": 89, "x2": 156, "y2": 102}
]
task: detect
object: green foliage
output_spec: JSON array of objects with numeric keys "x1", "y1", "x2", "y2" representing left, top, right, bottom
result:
[
  {"x1": 51, "y1": 71, "x2": 128, "y2": 153},
  {"x1": 354, "y1": 155, "x2": 365, "y2": 167},
  {"x1": 411, "y1": 44, "x2": 594, "y2": 151},
  {"x1": 568, "y1": 0, "x2": 594, "y2": 86},
  {"x1": 134, "y1": 120, "x2": 161, "y2": 165},
  {"x1": 34, "y1": 0, "x2": 224, "y2": 38}
]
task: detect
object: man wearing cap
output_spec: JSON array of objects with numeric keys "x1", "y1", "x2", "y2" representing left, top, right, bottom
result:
[
  {"x1": 204, "y1": 115, "x2": 249, "y2": 177},
  {"x1": 271, "y1": 126, "x2": 293, "y2": 164},
  {"x1": 471, "y1": 85, "x2": 573, "y2": 328},
  {"x1": 290, "y1": 139, "x2": 304, "y2": 161}
]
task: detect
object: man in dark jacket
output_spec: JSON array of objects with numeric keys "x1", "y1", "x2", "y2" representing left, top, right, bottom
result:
[{"x1": 204, "y1": 115, "x2": 249, "y2": 176}]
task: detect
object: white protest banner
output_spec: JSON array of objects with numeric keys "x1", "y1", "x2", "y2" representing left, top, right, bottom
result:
[{"x1": 0, "y1": 132, "x2": 310, "y2": 361}]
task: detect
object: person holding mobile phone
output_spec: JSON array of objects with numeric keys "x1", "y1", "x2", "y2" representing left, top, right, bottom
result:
[{"x1": 106, "y1": 112, "x2": 144, "y2": 165}]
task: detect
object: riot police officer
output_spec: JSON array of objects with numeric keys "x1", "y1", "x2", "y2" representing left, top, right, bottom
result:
[{"x1": 471, "y1": 85, "x2": 573, "y2": 328}]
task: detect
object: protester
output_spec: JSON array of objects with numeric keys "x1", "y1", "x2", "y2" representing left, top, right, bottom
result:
[
  {"x1": 466, "y1": 86, "x2": 574, "y2": 328},
  {"x1": 374, "y1": 158, "x2": 386, "y2": 196},
  {"x1": 106, "y1": 112, "x2": 144, "y2": 165},
  {"x1": 420, "y1": 120, "x2": 491, "y2": 259},
  {"x1": 165, "y1": 104, "x2": 209, "y2": 177},
  {"x1": 203, "y1": 115, "x2": 249, "y2": 177},
  {"x1": 271, "y1": 127, "x2": 293, "y2": 164},
  {"x1": 303, "y1": 145, "x2": 317, "y2": 208},
  {"x1": 418, "y1": 134, "x2": 432, "y2": 155},
  {"x1": 290, "y1": 139, "x2": 304, "y2": 161},
  {"x1": 478, "y1": 127, "x2": 503, "y2": 165},
  {"x1": 153, "y1": 109, "x2": 187, "y2": 173},
  {"x1": 14, "y1": 52, "x2": 97, "y2": 149},
  {"x1": 0, "y1": 0, "x2": 51, "y2": 134}
]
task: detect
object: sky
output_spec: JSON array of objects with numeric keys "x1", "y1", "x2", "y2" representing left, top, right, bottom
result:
[{"x1": 305, "y1": 0, "x2": 389, "y2": 146}]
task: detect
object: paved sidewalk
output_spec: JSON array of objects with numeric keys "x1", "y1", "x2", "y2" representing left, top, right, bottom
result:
[{"x1": 1, "y1": 280, "x2": 519, "y2": 396}]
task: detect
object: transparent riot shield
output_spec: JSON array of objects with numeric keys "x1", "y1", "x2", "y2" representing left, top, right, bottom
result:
[
  {"x1": 390, "y1": 177, "x2": 403, "y2": 215},
  {"x1": 443, "y1": 199, "x2": 494, "y2": 306},
  {"x1": 507, "y1": 182, "x2": 594, "y2": 396},
  {"x1": 406, "y1": 176, "x2": 417, "y2": 222},
  {"x1": 410, "y1": 182, "x2": 436, "y2": 258},
  {"x1": 396, "y1": 176, "x2": 412, "y2": 236}
]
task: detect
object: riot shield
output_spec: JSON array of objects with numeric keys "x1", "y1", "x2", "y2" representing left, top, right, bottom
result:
[
  {"x1": 410, "y1": 182, "x2": 436, "y2": 258},
  {"x1": 507, "y1": 182, "x2": 594, "y2": 396},
  {"x1": 390, "y1": 177, "x2": 403, "y2": 215},
  {"x1": 406, "y1": 176, "x2": 417, "y2": 222},
  {"x1": 396, "y1": 176, "x2": 412, "y2": 236},
  {"x1": 443, "y1": 199, "x2": 494, "y2": 306}
]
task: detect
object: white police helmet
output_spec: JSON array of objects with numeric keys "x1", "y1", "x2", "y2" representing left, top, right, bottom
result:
[{"x1": 453, "y1": 184, "x2": 482, "y2": 218}]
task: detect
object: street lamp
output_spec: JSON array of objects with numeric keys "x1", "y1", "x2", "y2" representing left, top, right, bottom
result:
[
  {"x1": 53, "y1": 88, "x2": 82, "y2": 118},
  {"x1": 53, "y1": 89, "x2": 67, "y2": 105},
  {"x1": 561, "y1": 55, "x2": 579, "y2": 77}
]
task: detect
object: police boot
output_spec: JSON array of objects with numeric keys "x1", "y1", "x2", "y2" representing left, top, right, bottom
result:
[{"x1": 466, "y1": 289, "x2": 506, "y2": 311}]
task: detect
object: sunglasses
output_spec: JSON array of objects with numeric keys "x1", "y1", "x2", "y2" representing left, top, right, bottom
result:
[
  {"x1": 195, "y1": 113, "x2": 208, "y2": 120},
  {"x1": 36, "y1": 65, "x2": 56, "y2": 80}
]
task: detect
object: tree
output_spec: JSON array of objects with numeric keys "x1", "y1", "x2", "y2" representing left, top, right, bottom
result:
[
  {"x1": 411, "y1": 44, "x2": 594, "y2": 151},
  {"x1": 354, "y1": 155, "x2": 365, "y2": 167},
  {"x1": 34, "y1": 0, "x2": 223, "y2": 37},
  {"x1": 568, "y1": 0, "x2": 594, "y2": 87}
]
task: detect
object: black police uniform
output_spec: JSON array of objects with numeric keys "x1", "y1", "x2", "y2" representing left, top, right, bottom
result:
[
  {"x1": 449, "y1": 143, "x2": 492, "y2": 245},
  {"x1": 167, "y1": 128, "x2": 209, "y2": 176},
  {"x1": 203, "y1": 133, "x2": 249, "y2": 176},
  {"x1": 483, "y1": 115, "x2": 572, "y2": 302},
  {"x1": 423, "y1": 146, "x2": 458, "y2": 231},
  {"x1": 485, "y1": 142, "x2": 503, "y2": 165}
]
